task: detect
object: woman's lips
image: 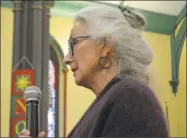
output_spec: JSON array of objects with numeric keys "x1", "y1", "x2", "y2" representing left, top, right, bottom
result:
[
  {"x1": 71, "y1": 68, "x2": 78, "y2": 76},
  {"x1": 71, "y1": 68, "x2": 77, "y2": 72}
]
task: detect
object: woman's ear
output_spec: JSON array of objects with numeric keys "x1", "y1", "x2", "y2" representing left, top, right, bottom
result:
[{"x1": 100, "y1": 36, "x2": 113, "y2": 57}]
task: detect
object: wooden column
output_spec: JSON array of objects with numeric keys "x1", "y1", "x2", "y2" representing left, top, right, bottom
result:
[
  {"x1": 12, "y1": 1, "x2": 24, "y2": 67},
  {"x1": 40, "y1": 1, "x2": 54, "y2": 134},
  {"x1": 11, "y1": 0, "x2": 55, "y2": 135}
]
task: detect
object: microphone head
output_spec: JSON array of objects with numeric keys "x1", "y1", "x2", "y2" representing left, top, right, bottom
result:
[{"x1": 24, "y1": 86, "x2": 42, "y2": 102}]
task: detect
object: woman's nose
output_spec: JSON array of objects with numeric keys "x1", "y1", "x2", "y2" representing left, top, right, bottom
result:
[{"x1": 63, "y1": 53, "x2": 73, "y2": 65}]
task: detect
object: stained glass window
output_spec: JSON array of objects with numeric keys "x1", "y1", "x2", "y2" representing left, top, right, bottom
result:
[{"x1": 48, "y1": 60, "x2": 56, "y2": 137}]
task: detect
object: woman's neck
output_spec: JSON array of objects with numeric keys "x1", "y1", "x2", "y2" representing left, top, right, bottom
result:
[{"x1": 88, "y1": 66, "x2": 118, "y2": 96}]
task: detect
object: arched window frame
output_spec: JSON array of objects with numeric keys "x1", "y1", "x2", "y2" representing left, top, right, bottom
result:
[{"x1": 48, "y1": 35, "x2": 68, "y2": 137}]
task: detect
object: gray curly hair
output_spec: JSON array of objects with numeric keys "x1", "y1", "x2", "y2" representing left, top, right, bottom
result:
[{"x1": 74, "y1": 5, "x2": 153, "y2": 84}]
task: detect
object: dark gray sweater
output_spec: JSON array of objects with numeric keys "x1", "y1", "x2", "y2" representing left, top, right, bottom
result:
[{"x1": 68, "y1": 77, "x2": 169, "y2": 137}]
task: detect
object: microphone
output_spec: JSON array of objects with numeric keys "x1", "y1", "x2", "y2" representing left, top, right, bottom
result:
[{"x1": 24, "y1": 86, "x2": 42, "y2": 137}]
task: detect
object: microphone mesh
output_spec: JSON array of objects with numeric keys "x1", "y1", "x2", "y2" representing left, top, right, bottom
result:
[{"x1": 24, "y1": 86, "x2": 42, "y2": 102}]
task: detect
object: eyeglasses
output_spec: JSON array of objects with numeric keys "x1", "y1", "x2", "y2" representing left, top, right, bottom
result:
[{"x1": 68, "y1": 35, "x2": 91, "y2": 56}]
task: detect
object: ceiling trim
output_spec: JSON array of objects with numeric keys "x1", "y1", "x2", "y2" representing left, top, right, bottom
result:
[
  {"x1": 176, "y1": 5, "x2": 186, "y2": 26},
  {"x1": 1, "y1": 1, "x2": 178, "y2": 35}
]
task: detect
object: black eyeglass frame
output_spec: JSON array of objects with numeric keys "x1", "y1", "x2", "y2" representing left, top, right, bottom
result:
[{"x1": 68, "y1": 35, "x2": 91, "y2": 56}]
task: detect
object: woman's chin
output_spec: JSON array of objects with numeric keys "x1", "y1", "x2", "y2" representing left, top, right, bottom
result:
[
  {"x1": 74, "y1": 79, "x2": 83, "y2": 86},
  {"x1": 73, "y1": 75, "x2": 83, "y2": 86},
  {"x1": 73, "y1": 71, "x2": 87, "y2": 86}
]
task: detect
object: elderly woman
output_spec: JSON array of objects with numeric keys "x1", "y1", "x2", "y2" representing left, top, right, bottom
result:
[{"x1": 20, "y1": 5, "x2": 169, "y2": 137}]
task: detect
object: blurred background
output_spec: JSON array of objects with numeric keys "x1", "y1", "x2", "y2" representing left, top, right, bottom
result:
[{"x1": 1, "y1": 1, "x2": 186, "y2": 137}]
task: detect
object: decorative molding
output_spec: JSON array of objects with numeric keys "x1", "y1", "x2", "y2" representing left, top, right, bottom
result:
[
  {"x1": 49, "y1": 35, "x2": 67, "y2": 137},
  {"x1": 176, "y1": 6, "x2": 186, "y2": 26},
  {"x1": 1, "y1": 1, "x2": 177, "y2": 35},
  {"x1": 12, "y1": 8, "x2": 23, "y2": 12},
  {"x1": 169, "y1": 5, "x2": 186, "y2": 94},
  {"x1": 49, "y1": 35, "x2": 68, "y2": 72},
  {"x1": 31, "y1": 6, "x2": 43, "y2": 10}
]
